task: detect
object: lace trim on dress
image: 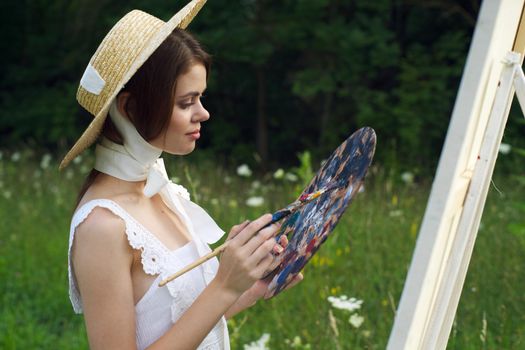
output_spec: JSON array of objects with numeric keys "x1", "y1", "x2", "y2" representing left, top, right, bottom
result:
[{"x1": 69, "y1": 199, "x2": 174, "y2": 313}]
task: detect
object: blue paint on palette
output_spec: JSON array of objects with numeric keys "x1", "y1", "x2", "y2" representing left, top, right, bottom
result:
[
  {"x1": 277, "y1": 264, "x2": 293, "y2": 285},
  {"x1": 265, "y1": 127, "x2": 376, "y2": 298},
  {"x1": 291, "y1": 256, "x2": 306, "y2": 274}
]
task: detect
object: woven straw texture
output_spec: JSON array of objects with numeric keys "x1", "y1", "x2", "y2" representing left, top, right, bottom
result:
[{"x1": 59, "y1": 0, "x2": 206, "y2": 170}]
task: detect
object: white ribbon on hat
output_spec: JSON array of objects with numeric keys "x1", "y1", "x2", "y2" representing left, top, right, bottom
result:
[
  {"x1": 80, "y1": 64, "x2": 106, "y2": 95},
  {"x1": 94, "y1": 100, "x2": 224, "y2": 246}
]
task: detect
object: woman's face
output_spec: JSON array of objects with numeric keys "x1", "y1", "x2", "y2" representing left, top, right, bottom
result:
[{"x1": 150, "y1": 63, "x2": 210, "y2": 155}]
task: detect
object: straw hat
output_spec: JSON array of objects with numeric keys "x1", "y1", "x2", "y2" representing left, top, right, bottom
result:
[{"x1": 59, "y1": 0, "x2": 207, "y2": 170}]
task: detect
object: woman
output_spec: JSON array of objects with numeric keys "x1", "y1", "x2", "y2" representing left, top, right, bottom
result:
[{"x1": 60, "y1": 1, "x2": 301, "y2": 349}]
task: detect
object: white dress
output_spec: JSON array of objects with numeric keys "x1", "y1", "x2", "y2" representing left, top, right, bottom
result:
[{"x1": 68, "y1": 198, "x2": 230, "y2": 350}]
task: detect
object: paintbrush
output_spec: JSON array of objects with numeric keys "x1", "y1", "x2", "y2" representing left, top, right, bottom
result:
[{"x1": 158, "y1": 181, "x2": 344, "y2": 287}]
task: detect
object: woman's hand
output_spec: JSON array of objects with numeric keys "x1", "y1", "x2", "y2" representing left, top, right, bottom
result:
[
  {"x1": 223, "y1": 233, "x2": 304, "y2": 319},
  {"x1": 245, "y1": 234, "x2": 303, "y2": 302},
  {"x1": 213, "y1": 214, "x2": 280, "y2": 298}
]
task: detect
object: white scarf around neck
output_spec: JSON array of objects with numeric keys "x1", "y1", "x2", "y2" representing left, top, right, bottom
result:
[{"x1": 94, "y1": 100, "x2": 224, "y2": 244}]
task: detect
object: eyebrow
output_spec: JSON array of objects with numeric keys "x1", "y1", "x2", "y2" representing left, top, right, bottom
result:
[{"x1": 176, "y1": 90, "x2": 205, "y2": 99}]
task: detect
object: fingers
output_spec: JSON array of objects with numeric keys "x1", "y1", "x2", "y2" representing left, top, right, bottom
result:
[
  {"x1": 246, "y1": 235, "x2": 276, "y2": 265},
  {"x1": 265, "y1": 251, "x2": 282, "y2": 272},
  {"x1": 274, "y1": 235, "x2": 288, "y2": 253},
  {"x1": 251, "y1": 244, "x2": 277, "y2": 277},
  {"x1": 227, "y1": 220, "x2": 251, "y2": 240},
  {"x1": 230, "y1": 213, "x2": 273, "y2": 247},
  {"x1": 242, "y1": 222, "x2": 280, "y2": 255},
  {"x1": 272, "y1": 243, "x2": 284, "y2": 255}
]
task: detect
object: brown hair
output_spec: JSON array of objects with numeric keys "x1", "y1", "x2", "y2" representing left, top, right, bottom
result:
[{"x1": 75, "y1": 28, "x2": 211, "y2": 207}]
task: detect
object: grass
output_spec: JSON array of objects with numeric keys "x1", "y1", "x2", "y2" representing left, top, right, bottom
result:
[{"x1": 0, "y1": 150, "x2": 524, "y2": 349}]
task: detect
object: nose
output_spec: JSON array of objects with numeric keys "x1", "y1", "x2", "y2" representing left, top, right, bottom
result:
[{"x1": 193, "y1": 99, "x2": 210, "y2": 122}]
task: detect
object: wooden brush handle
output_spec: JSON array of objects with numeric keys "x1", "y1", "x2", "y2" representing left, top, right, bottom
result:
[{"x1": 158, "y1": 243, "x2": 228, "y2": 287}]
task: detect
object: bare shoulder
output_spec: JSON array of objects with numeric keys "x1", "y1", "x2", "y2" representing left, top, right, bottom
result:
[
  {"x1": 75, "y1": 206, "x2": 125, "y2": 240},
  {"x1": 73, "y1": 206, "x2": 133, "y2": 267}
]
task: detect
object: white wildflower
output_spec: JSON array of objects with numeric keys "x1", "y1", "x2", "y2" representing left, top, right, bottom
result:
[
  {"x1": 400, "y1": 171, "x2": 414, "y2": 184},
  {"x1": 251, "y1": 180, "x2": 261, "y2": 189},
  {"x1": 3, "y1": 190, "x2": 12, "y2": 199},
  {"x1": 73, "y1": 155, "x2": 83, "y2": 164},
  {"x1": 292, "y1": 336, "x2": 302, "y2": 346},
  {"x1": 244, "y1": 333, "x2": 270, "y2": 350},
  {"x1": 11, "y1": 152, "x2": 20, "y2": 162},
  {"x1": 40, "y1": 154, "x2": 52, "y2": 170},
  {"x1": 246, "y1": 196, "x2": 264, "y2": 207},
  {"x1": 349, "y1": 313, "x2": 364, "y2": 328},
  {"x1": 285, "y1": 336, "x2": 311, "y2": 350},
  {"x1": 327, "y1": 295, "x2": 363, "y2": 312},
  {"x1": 273, "y1": 168, "x2": 284, "y2": 179},
  {"x1": 499, "y1": 143, "x2": 511, "y2": 155},
  {"x1": 170, "y1": 176, "x2": 181, "y2": 184},
  {"x1": 284, "y1": 172, "x2": 298, "y2": 182},
  {"x1": 237, "y1": 164, "x2": 252, "y2": 177}
]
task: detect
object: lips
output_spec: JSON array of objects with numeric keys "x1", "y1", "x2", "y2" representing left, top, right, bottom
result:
[{"x1": 186, "y1": 129, "x2": 201, "y2": 140}]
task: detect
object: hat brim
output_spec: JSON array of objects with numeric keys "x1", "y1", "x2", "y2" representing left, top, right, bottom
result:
[{"x1": 59, "y1": 0, "x2": 206, "y2": 170}]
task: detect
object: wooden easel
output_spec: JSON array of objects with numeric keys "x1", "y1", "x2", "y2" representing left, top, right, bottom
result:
[{"x1": 387, "y1": 1, "x2": 525, "y2": 349}]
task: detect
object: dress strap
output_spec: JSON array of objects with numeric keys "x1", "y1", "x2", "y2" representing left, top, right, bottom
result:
[{"x1": 68, "y1": 199, "x2": 172, "y2": 313}]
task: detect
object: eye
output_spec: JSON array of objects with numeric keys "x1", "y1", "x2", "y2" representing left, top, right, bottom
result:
[
  {"x1": 178, "y1": 98, "x2": 195, "y2": 109},
  {"x1": 179, "y1": 102, "x2": 193, "y2": 109},
  {"x1": 177, "y1": 94, "x2": 205, "y2": 110}
]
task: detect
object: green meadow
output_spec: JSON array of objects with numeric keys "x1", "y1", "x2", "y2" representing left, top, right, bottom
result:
[{"x1": 1, "y1": 150, "x2": 524, "y2": 349}]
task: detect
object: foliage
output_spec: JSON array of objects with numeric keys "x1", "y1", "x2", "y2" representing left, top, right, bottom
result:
[{"x1": 0, "y1": 0, "x2": 504, "y2": 174}]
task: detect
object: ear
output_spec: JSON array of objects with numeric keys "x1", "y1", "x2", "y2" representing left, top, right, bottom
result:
[{"x1": 116, "y1": 92, "x2": 131, "y2": 118}]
